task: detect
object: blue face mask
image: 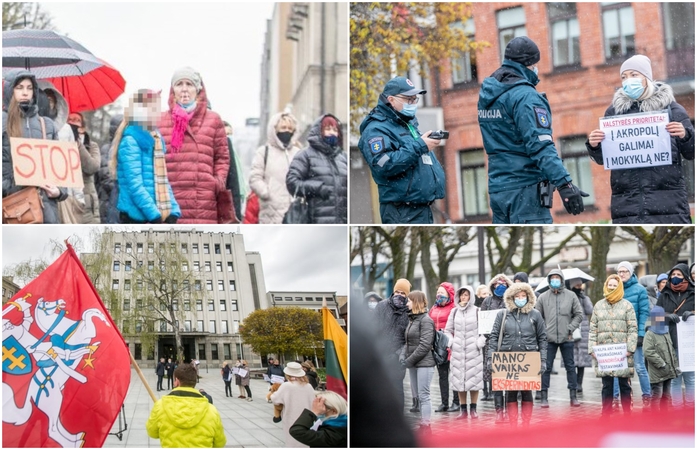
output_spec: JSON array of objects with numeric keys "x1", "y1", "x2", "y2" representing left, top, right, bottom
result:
[
  {"x1": 514, "y1": 297, "x2": 528, "y2": 308},
  {"x1": 671, "y1": 276, "x2": 684, "y2": 286},
  {"x1": 400, "y1": 103, "x2": 418, "y2": 117},
  {"x1": 494, "y1": 284, "x2": 507, "y2": 297},
  {"x1": 622, "y1": 78, "x2": 645, "y2": 100},
  {"x1": 435, "y1": 295, "x2": 449, "y2": 306},
  {"x1": 323, "y1": 135, "x2": 339, "y2": 147},
  {"x1": 550, "y1": 279, "x2": 562, "y2": 289}
]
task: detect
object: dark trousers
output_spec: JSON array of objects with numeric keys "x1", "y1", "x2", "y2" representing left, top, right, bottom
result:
[
  {"x1": 436, "y1": 362, "x2": 459, "y2": 406},
  {"x1": 651, "y1": 380, "x2": 672, "y2": 410},
  {"x1": 506, "y1": 390, "x2": 533, "y2": 403},
  {"x1": 244, "y1": 385, "x2": 252, "y2": 398},
  {"x1": 542, "y1": 341, "x2": 577, "y2": 391},
  {"x1": 602, "y1": 376, "x2": 631, "y2": 414},
  {"x1": 166, "y1": 374, "x2": 174, "y2": 389},
  {"x1": 157, "y1": 375, "x2": 164, "y2": 391},
  {"x1": 576, "y1": 367, "x2": 585, "y2": 388},
  {"x1": 380, "y1": 203, "x2": 433, "y2": 224},
  {"x1": 224, "y1": 380, "x2": 232, "y2": 397},
  {"x1": 489, "y1": 184, "x2": 553, "y2": 224},
  {"x1": 386, "y1": 352, "x2": 407, "y2": 410}
]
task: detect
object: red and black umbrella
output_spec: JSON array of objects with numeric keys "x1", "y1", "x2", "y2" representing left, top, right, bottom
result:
[{"x1": 2, "y1": 28, "x2": 125, "y2": 112}]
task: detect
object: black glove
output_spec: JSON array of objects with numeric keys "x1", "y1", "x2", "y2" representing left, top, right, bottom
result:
[
  {"x1": 665, "y1": 313, "x2": 681, "y2": 324},
  {"x1": 537, "y1": 369, "x2": 545, "y2": 376},
  {"x1": 318, "y1": 185, "x2": 331, "y2": 200},
  {"x1": 682, "y1": 311, "x2": 694, "y2": 322},
  {"x1": 557, "y1": 183, "x2": 589, "y2": 215},
  {"x1": 637, "y1": 336, "x2": 643, "y2": 347},
  {"x1": 164, "y1": 215, "x2": 178, "y2": 224},
  {"x1": 83, "y1": 132, "x2": 90, "y2": 147}
]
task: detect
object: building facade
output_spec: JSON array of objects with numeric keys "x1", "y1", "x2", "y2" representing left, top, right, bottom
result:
[
  {"x1": 2, "y1": 276, "x2": 21, "y2": 304},
  {"x1": 268, "y1": 290, "x2": 343, "y2": 326}
]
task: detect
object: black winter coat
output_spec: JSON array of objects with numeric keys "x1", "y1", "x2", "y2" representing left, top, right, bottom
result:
[
  {"x1": 374, "y1": 298, "x2": 410, "y2": 354},
  {"x1": 156, "y1": 361, "x2": 166, "y2": 376},
  {"x1": 586, "y1": 83, "x2": 694, "y2": 223},
  {"x1": 286, "y1": 114, "x2": 347, "y2": 224},
  {"x1": 656, "y1": 264, "x2": 695, "y2": 351},
  {"x1": 306, "y1": 370, "x2": 319, "y2": 390},
  {"x1": 401, "y1": 312, "x2": 436, "y2": 368},
  {"x1": 289, "y1": 409, "x2": 347, "y2": 448},
  {"x1": 95, "y1": 114, "x2": 122, "y2": 223}
]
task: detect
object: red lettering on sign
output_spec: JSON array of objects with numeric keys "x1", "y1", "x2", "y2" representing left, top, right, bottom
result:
[
  {"x1": 492, "y1": 379, "x2": 542, "y2": 391},
  {"x1": 34, "y1": 143, "x2": 49, "y2": 178},
  {"x1": 14, "y1": 143, "x2": 36, "y2": 178},
  {"x1": 68, "y1": 146, "x2": 80, "y2": 183},
  {"x1": 50, "y1": 145, "x2": 68, "y2": 181}
]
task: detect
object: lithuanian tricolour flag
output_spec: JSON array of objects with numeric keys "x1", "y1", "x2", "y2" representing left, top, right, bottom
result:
[{"x1": 322, "y1": 306, "x2": 347, "y2": 399}]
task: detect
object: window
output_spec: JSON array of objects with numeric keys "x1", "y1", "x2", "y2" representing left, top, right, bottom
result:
[
  {"x1": 148, "y1": 261, "x2": 154, "y2": 271},
  {"x1": 225, "y1": 244, "x2": 231, "y2": 254},
  {"x1": 148, "y1": 243, "x2": 154, "y2": 253},
  {"x1": 548, "y1": 3, "x2": 580, "y2": 67},
  {"x1": 112, "y1": 279, "x2": 119, "y2": 290},
  {"x1": 315, "y1": 297, "x2": 322, "y2": 302},
  {"x1": 125, "y1": 243, "x2": 132, "y2": 253},
  {"x1": 184, "y1": 300, "x2": 190, "y2": 311},
  {"x1": 122, "y1": 321, "x2": 129, "y2": 334},
  {"x1": 233, "y1": 320, "x2": 240, "y2": 334},
  {"x1": 227, "y1": 262, "x2": 233, "y2": 272},
  {"x1": 224, "y1": 343, "x2": 231, "y2": 360},
  {"x1": 221, "y1": 320, "x2": 229, "y2": 333},
  {"x1": 192, "y1": 244, "x2": 199, "y2": 254},
  {"x1": 134, "y1": 343, "x2": 142, "y2": 360},
  {"x1": 451, "y1": 19, "x2": 478, "y2": 85},
  {"x1": 198, "y1": 343, "x2": 205, "y2": 359},
  {"x1": 275, "y1": 296, "x2": 283, "y2": 302},
  {"x1": 209, "y1": 320, "x2": 216, "y2": 333},
  {"x1": 124, "y1": 279, "x2": 131, "y2": 290},
  {"x1": 195, "y1": 280, "x2": 202, "y2": 291},
  {"x1": 663, "y1": 2, "x2": 695, "y2": 78},
  {"x1": 173, "y1": 300, "x2": 178, "y2": 311},
  {"x1": 295, "y1": 297, "x2": 303, "y2": 301},
  {"x1": 559, "y1": 136, "x2": 596, "y2": 205},
  {"x1": 602, "y1": 3, "x2": 635, "y2": 60},
  {"x1": 183, "y1": 280, "x2": 190, "y2": 291},
  {"x1": 114, "y1": 243, "x2": 121, "y2": 253},
  {"x1": 136, "y1": 298, "x2": 143, "y2": 308},
  {"x1": 196, "y1": 299, "x2": 203, "y2": 311},
  {"x1": 206, "y1": 280, "x2": 213, "y2": 291},
  {"x1": 197, "y1": 320, "x2": 204, "y2": 332},
  {"x1": 218, "y1": 281, "x2": 224, "y2": 291},
  {"x1": 228, "y1": 281, "x2": 236, "y2": 291},
  {"x1": 123, "y1": 298, "x2": 130, "y2": 311},
  {"x1": 459, "y1": 149, "x2": 489, "y2": 217},
  {"x1": 182, "y1": 261, "x2": 189, "y2": 271},
  {"x1": 181, "y1": 243, "x2": 187, "y2": 253},
  {"x1": 305, "y1": 297, "x2": 313, "y2": 301},
  {"x1": 184, "y1": 320, "x2": 191, "y2": 332},
  {"x1": 205, "y1": 261, "x2": 211, "y2": 272},
  {"x1": 216, "y1": 262, "x2": 222, "y2": 272},
  {"x1": 214, "y1": 244, "x2": 221, "y2": 254},
  {"x1": 208, "y1": 300, "x2": 215, "y2": 311},
  {"x1": 203, "y1": 244, "x2": 210, "y2": 254},
  {"x1": 137, "y1": 243, "x2": 143, "y2": 253},
  {"x1": 158, "y1": 243, "x2": 165, "y2": 254},
  {"x1": 220, "y1": 299, "x2": 226, "y2": 311},
  {"x1": 113, "y1": 261, "x2": 120, "y2": 271},
  {"x1": 497, "y1": 7, "x2": 527, "y2": 61},
  {"x1": 135, "y1": 321, "x2": 142, "y2": 333},
  {"x1": 211, "y1": 343, "x2": 219, "y2": 360},
  {"x1": 193, "y1": 261, "x2": 200, "y2": 271},
  {"x1": 231, "y1": 300, "x2": 238, "y2": 312},
  {"x1": 125, "y1": 261, "x2": 132, "y2": 272},
  {"x1": 160, "y1": 321, "x2": 168, "y2": 332}
]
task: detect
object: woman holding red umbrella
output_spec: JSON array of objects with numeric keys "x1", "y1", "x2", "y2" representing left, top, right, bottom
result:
[{"x1": 158, "y1": 67, "x2": 231, "y2": 224}]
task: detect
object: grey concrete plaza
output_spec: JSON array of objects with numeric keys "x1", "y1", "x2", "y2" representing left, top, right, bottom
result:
[{"x1": 104, "y1": 368, "x2": 285, "y2": 448}]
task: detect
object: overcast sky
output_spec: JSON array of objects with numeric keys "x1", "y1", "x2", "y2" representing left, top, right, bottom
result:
[
  {"x1": 39, "y1": 2, "x2": 275, "y2": 129},
  {"x1": 2, "y1": 226, "x2": 348, "y2": 294}
]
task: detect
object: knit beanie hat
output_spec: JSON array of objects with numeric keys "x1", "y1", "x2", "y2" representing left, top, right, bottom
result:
[
  {"x1": 504, "y1": 36, "x2": 540, "y2": 67},
  {"x1": 617, "y1": 261, "x2": 634, "y2": 276},
  {"x1": 393, "y1": 278, "x2": 411, "y2": 295},
  {"x1": 620, "y1": 55, "x2": 653, "y2": 81},
  {"x1": 171, "y1": 66, "x2": 202, "y2": 92}
]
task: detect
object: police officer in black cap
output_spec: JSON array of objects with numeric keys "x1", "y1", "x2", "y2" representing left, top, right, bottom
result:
[
  {"x1": 358, "y1": 76, "x2": 446, "y2": 224},
  {"x1": 478, "y1": 36, "x2": 587, "y2": 223}
]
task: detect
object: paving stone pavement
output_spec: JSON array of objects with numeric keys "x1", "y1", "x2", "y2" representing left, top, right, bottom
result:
[{"x1": 104, "y1": 368, "x2": 285, "y2": 448}]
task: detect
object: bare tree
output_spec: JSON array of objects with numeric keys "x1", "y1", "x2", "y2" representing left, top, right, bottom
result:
[
  {"x1": 3, "y1": 3, "x2": 54, "y2": 31},
  {"x1": 418, "y1": 226, "x2": 474, "y2": 297},
  {"x1": 576, "y1": 226, "x2": 617, "y2": 303},
  {"x1": 486, "y1": 227, "x2": 579, "y2": 275},
  {"x1": 622, "y1": 226, "x2": 695, "y2": 273}
]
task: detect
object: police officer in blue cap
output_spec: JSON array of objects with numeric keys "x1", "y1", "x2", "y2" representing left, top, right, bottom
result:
[
  {"x1": 359, "y1": 76, "x2": 445, "y2": 224},
  {"x1": 478, "y1": 36, "x2": 588, "y2": 223}
]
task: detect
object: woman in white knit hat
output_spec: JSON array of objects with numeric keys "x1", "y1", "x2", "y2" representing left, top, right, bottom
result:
[
  {"x1": 270, "y1": 362, "x2": 316, "y2": 447},
  {"x1": 586, "y1": 54, "x2": 694, "y2": 224}
]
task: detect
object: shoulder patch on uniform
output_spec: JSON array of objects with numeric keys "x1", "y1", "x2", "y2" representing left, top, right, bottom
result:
[
  {"x1": 534, "y1": 107, "x2": 550, "y2": 128},
  {"x1": 368, "y1": 137, "x2": 384, "y2": 154}
]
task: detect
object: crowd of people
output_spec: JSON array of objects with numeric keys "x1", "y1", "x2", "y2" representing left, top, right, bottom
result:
[
  {"x1": 2, "y1": 67, "x2": 348, "y2": 225},
  {"x1": 145, "y1": 358, "x2": 347, "y2": 448},
  {"x1": 367, "y1": 261, "x2": 694, "y2": 433}
]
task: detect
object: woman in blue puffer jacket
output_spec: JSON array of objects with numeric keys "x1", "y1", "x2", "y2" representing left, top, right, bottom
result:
[{"x1": 110, "y1": 90, "x2": 180, "y2": 224}]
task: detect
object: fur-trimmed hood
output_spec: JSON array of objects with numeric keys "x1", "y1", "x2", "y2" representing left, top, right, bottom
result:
[
  {"x1": 503, "y1": 282, "x2": 536, "y2": 313},
  {"x1": 488, "y1": 273, "x2": 514, "y2": 294},
  {"x1": 612, "y1": 81, "x2": 676, "y2": 115}
]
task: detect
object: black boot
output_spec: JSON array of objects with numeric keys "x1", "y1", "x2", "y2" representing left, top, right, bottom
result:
[
  {"x1": 540, "y1": 390, "x2": 549, "y2": 408},
  {"x1": 435, "y1": 404, "x2": 448, "y2": 412},
  {"x1": 570, "y1": 389, "x2": 581, "y2": 407},
  {"x1": 469, "y1": 403, "x2": 478, "y2": 419},
  {"x1": 535, "y1": 390, "x2": 542, "y2": 401},
  {"x1": 456, "y1": 404, "x2": 468, "y2": 419},
  {"x1": 483, "y1": 381, "x2": 493, "y2": 401},
  {"x1": 409, "y1": 398, "x2": 420, "y2": 413},
  {"x1": 576, "y1": 368, "x2": 584, "y2": 393},
  {"x1": 447, "y1": 398, "x2": 460, "y2": 412},
  {"x1": 494, "y1": 395, "x2": 506, "y2": 423}
]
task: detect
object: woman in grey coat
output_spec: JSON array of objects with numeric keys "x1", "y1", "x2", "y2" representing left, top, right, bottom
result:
[
  {"x1": 569, "y1": 279, "x2": 594, "y2": 394},
  {"x1": 445, "y1": 286, "x2": 486, "y2": 419},
  {"x1": 399, "y1": 290, "x2": 436, "y2": 434}
]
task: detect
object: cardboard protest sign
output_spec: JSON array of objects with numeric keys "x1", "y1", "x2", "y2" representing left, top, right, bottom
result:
[
  {"x1": 478, "y1": 309, "x2": 505, "y2": 335},
  {"x1": 592, "y1": 343, "x2": 628, "y2": 372},
  {"x1": 677, "y1": 316, "x2": 695, "y2": 372},
  {"x1": 10, "y1": 137, "x2": 84, "y2": 188},
  {"x1": 599, "y1": 111, "x2": 671, "y2": 170},
  {"x1": 491, "y1": 352, "x2": 541, "y2": 391}
]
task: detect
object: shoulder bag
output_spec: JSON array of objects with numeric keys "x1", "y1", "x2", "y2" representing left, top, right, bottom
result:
[{"x1": 282, "y1": 185, "x2": 309, "y2": 224}]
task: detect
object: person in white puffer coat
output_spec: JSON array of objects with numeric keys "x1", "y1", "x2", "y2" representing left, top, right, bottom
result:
[{"x1": 444, "y1": 285, "x2": 486, "y2": 420}]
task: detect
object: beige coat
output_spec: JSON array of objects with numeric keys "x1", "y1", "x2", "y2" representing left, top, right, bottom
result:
[
  {"x1": 588, "y1": 298, "x2": 638, "y2": 378},
  {"x1": 271, "y1": 380, "x2": 315, "y2": 448}
]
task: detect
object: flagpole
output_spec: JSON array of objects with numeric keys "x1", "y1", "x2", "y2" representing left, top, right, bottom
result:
[{"x1": 130, "y1": 351, "x2": 157, "y2": 403}]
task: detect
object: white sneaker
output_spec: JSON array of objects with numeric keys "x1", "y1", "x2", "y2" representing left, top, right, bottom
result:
[{"x1": 247, "y1": 397, "x2": 253, "y2": 402}]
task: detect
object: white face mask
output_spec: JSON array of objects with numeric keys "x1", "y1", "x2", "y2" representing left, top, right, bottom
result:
[{"x1": 131, "y1": 104, "x2": 151, "y2": 124}]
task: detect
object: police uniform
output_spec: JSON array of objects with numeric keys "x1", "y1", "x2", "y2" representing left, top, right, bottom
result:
[
  {"x1": 358, "y1": 78, "x2": 445, "y2": 224},
  {"x1": 477, "y1": 37, "x2": 584, "y2": 223}
]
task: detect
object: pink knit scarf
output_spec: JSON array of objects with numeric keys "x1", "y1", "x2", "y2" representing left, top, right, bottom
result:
[{"x1": 170, "y1": 104, "x2": 195, "y2": 153}]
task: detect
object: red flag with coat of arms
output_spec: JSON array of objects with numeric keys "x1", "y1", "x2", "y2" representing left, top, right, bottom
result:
[{"x1": 2, "y1": 244, "x2": 131, "y2": 447}]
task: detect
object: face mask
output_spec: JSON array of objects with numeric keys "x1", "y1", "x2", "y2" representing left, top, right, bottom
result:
[
  {"x1": 530, "y1": 66, "x2": 538, "y2": 76},
  {"x1": 323, "y1": 135, "x2": 339, "y2": 147},
  {"x1": 18, "y1": 102, "x2": 33, "y2": 113},
  {"x1": 131, "y1": 104, "x2": 151, "y2": 124},
  {"x1": 494, "y1": 285, "x2": 507, "y2": 297},
  {"x1": 368, "y1": 302, "x2": 378, "y2": 310},
  {"x1": 550, "y1": 279, "x2": 562, "y2": 289},
  {"x1": 400, "y1": 103, "x2": 418, "y2": 117},
  {"x1": 392, "y1": 294, "x2": 406, "y2": 308},
  {"x1": 622, "y1": 78, "x2": 645, "y2": 100},
  {"x1": 435, "y1": 295, "x2": 449, "y2": 306},
  {"x1": 277, "y1": 131, "x2": 293, "y2": 145},
  {"x1": 671, "y1": 276, "x2": 684, "y2": 286},
  {"x1": 514, "y1": 297, "x2": 528, "y2": 308}
]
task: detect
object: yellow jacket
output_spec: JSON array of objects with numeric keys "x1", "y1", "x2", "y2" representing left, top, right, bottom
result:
[{"x1": 146, "y1": 387, "x2": 226, "y2": 448}]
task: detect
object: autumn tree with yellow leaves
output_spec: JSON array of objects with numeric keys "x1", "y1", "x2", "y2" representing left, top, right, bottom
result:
[{"x1": 350, "y1": 2, "x2": 488, "y2": 134}]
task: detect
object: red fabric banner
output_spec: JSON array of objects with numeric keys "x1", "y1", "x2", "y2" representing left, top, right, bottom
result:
[{"x1": 2, "y1": 245, "x2": 131, "y2": 447}]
